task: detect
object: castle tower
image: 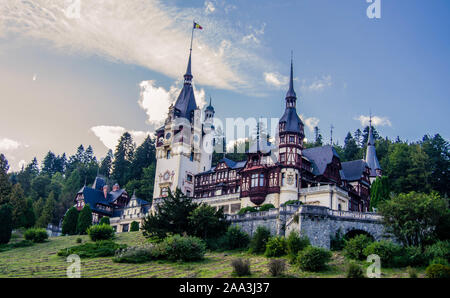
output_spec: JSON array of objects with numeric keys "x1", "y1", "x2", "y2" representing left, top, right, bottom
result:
[
  {"x1": 278, "y1": 56, "x2": 305, "y2": 205},
  {"x1": 365, "y1": 116, "x2": 382, "y2": 183},
  {"x1": 152, "y1": 49, "x2": 213, "y2": 201}
]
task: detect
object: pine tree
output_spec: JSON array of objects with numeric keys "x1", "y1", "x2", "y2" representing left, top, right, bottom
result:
[
  {"x1": 33, "y1": 197, "x2": 45, "y2": 222},
  {"x1": 0, "y1": 154, "x2": 11, "y2": 205},
  {"x1": 99, "y1": 150, "x2": 113, "y2": 178},
  {"x1": 112, "y1": 132, "x2": 135, "y2": 186},
  {"x1": 62, "y1": 206, "x2": 79, "y2": 235},
  {"x1": 9, "y1": 184, "x2": 27, "y2": 228},
  {"x1": 36, "y1": 192, "x2": 56, "y2": 228},
  {"x1": 369, "y1": 176, "x2": 391, "y2": 211},
  {"x1": 343, "y1": 132, "x2": 359, "y2": 161},
  {"x1": 0, "y1": 204, "x2": 13, "y2": 244},
  {"x1": 314, "y1": 126, "x2": 323, "y2": 147},
  {"x1": 23, "y1": 198, "x2": 35, "y2": 228},
  {"x1": 129, "y1": 135, "x2": 155, "y2": 180},
  {"x1": 77, "y1": 204, "x2": 92, "y2": 234},
  {"x1": 41, "y1": 151, "x2": 56, "y2": 177}
]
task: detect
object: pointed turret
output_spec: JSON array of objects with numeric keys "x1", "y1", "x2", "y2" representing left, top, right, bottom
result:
[
  {"x1": 173, "y1": 49, "x2": 198, "y2": 121},
  {"x1": 279, "y1": 55, "x2": 304, "y2": 135},
  {"x1": 365, "y1": 116, "x2": 382, "y2": 179}
]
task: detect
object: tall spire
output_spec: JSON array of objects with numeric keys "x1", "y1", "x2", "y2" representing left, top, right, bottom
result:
[
  {"x1": 365, "y1": 112, "x2": 381, "y2": 177},
  {"x1": 285, "y1": 51, "x2": 297, "y2": 101},
  {"x1": 184, "y1": 49, "x2": 193, "y2": 84}
]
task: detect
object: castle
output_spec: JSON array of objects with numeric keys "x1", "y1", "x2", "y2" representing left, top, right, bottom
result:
[{"x1": 72, "y1": 46, "x2": 383, "y2": 236}]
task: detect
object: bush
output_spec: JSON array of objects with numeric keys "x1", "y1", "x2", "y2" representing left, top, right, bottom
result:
[
  {"x1": 76, "y1": 238, "x2": 82, "y2": 244},
  {"x1": 221, "y1": 225, "x2": 250, "y2": 250},
  {"x1": 268, "y1": 259, "x2": 286, "y2": 277},
  {"x1": 248, "y1": 226, "x2": 271, "y2": 254},
  {"x1": 297, "y1": 246, "x2": 332, "y2": 272},
  {"x1": 407, "y1": 266, "x2": 418, "y2": 278},
  {"x1": 0, "y1": 240, "x2": 34, "y2": 252},
  {"x1": 424, "y1": 241, "x2": 450, "y2": 265},
  {"x1": 159, "y1": 235, "x2": 206, "y2": 262},
  {"x1": 344, "y1": 234, "x2": 373, "y2": 260},
  {"x1": 99, "y1": 217, "x2": 110, "y2": 225},
  {"x1": 0, "y1": 204, "x2": 13, "y2": 245},
  {"x1": 130, "y1": 221, "x2": 140, "y2": 232},
  {"x1": 77, "y1": 204, "x2": 92, "y2": 234},
  {"x1": 259, "y1": 204, "x2": 275, "y2": 212},
  {"x1": 346, "y1": 262, "x2": 365, "y2": 278},
  {"x1": 402, "y1": 246, "x2": 427, "y2": 267},
  {"x1": 265, "y1": 236, "x2": 287, "y2": 258},
  {"x1": 113, "y1": 244, "x2": 164, "y2": 263},
  {"x1": 281, "y1": 200, "x2": 301, "y2": 206},
  {"x1": 425, "y1": 263, "x2": 450, "y2": 278},
  {"x1": 430, "y1": 258, "x2": 449, "y2": 266},
  {"x1": 24, "y1": 228, "x2": 48, "y2": 243},
  {"x1": 363, "y1": 240, "x2": 402, "y2": 268},
  {"x1": 286, "y1": 232, "x2": 310, "y2": 263},
  {"x1": 57, "y1": 240, "x2": 126, "y2": 258},
  {"x1": 87, "y1": 224, "x2": 114, "y2": 241},
  {"x1": 231, "y1": 258, "x2": 251, "y2": 276},
  {"x1": 330, "y1": 229, "x2": 346, "y2": 251},
  {"x1": 238, "y1": 206, "x2": 257, "y2": 215}
]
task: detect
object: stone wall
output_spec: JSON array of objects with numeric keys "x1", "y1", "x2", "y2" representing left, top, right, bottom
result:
[{"x1": 227, "y1": 204, "x2": 387, "y2": 249}]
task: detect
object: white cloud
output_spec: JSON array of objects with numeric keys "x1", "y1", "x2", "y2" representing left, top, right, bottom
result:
[
  {"x1": 138, "y1": 80, "x2": 206, "y2": 127},
  {"x1": 0, "y1": 138, "x2": 21, "y2": 151},
  {"x1": 241, "y1": 23, "x2": 266, "y2": 45},
  {"x1": 355, "y1": 115, "x2": 392, "y2": 127},
  {"x1": 299, "y1": 115, "x2": 320, "y2": 132},
  {"x1": 204, "y1": 1, "x2": 216, "y2": 14},
  {"x1": 301, "y1": 75, "x2": 332, "y2": 92},
  {"x1": 264, "y1": 72, "x2": 289, "y2": 88},
  {"x1": 90, "y1": 126, "x2": 153, "y2": 150},
  {"x1": 0, "y1": 0, "x2": 272, "y2": 91}
]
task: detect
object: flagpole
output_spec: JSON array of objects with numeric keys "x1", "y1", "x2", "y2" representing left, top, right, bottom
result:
[{"x1": 190, "y1": 20, "x2": 195, "y2": 52}]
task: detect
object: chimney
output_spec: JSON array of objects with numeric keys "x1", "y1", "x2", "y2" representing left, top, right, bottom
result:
[{"x1": 103, "y1": 185, "x2": 109, "y2": 199}]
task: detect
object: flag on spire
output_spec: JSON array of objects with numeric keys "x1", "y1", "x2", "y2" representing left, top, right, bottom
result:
[{"x1": 193, "y1": 22, "x2": 203, "y2": 30}]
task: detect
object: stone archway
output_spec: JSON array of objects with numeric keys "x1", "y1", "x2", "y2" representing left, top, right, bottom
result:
[{"x1": 344, "y1": 228, "x2": 375, "y2": 241}]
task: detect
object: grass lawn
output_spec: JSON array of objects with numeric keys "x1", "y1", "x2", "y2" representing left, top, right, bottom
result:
[{"x1": 0, "y1": 231, "x2": 426, "y2": 278}]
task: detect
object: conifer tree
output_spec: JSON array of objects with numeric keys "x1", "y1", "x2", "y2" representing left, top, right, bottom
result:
[
  {"x1": 62, "y1": 206, "x2": 79, "y2": 235},
  {"x1": 23, "y1": 198, "x2": 35, "y2": 228},
  {"x1": 36, "y1": 192, "x2": 56, "y2": 228},
  {"x1": 99, "y1": 149, "x2": 113, "y2": 178},
  {"x1": 0, "y1": 154, "x2": 11, "y2": 205},
  {"x1": 369, "y1": 176, "x2": 391, "y2": 211},
  {"x1": 9, "y1": 183, "x2": 27, "y2": 228},
  {"x1": 112, "y1": 132, "x2": 135, "y2": 186},
  {"x1": 0, "y1": 204, "x2": 13, "y2": 244},
  {"x1": 77, "y1": 204, "x2": 92, "y2": 234}
]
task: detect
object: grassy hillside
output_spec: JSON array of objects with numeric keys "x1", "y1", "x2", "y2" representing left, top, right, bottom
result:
[{"x1": 0, "y1": 232, "x2": 425, "y2": 278}]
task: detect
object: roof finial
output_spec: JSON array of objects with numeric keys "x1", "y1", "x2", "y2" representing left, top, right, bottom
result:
[{"x1": 286, "y1": 51, "x2": 297, "y2": 101}]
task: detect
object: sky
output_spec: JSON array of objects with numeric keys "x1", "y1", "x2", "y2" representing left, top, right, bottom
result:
[{"x1": 0, "y1": 0, "x2": 449, "y2": 172}]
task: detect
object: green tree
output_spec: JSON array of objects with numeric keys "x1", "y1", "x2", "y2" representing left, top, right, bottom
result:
[
  {"x1": 343, "y1": 132, "x2": 360, "y2": 161},
  {"x1": 99, "y1": 149, "x2": 113, "y2": 178},
  {"x1": 0, "y1": 154, "x2": 11, "y2": 205},
  {"x1": 9, "y1": 183, "x2": 27, "y2": 228},
  {"x1": 62, "y1": 206, "x2": 79, "y2": 235},
  {"x1": 369, "y1": 176, "x2": 391, "y2": 211},
  {"x1": 36, "y1": 192, "x2": 56, "y2": 228},
  {"x1": 23, "y1": 198, "x2": 35, "y2": 228},
  {"x1": 142, "y1": 189, "x2": 198, "y2": 239},
  {"x1": 99, "y1": 216, "x2": 110, "y2": 225},
  {"x1": 314, "y1": 126, "x2": 323, "y2": 147},
  {"x1": 0, "y1": 204, "x2": 13, "y2": 244},
  {"x1": 129, "y1": 135, "x2": 155, "y2": 181},
  {"x1": 112, "y1": 132, "x2": 135, "y2": 186},
  {"x1": 30, "y1": 175, "x2": 51, "y2": 200},
  {"x1": 422, "y1": 134, "x2": 449, "y2": 196},
  {"x1": 77, "y1": 204, "x2": 92, "y2": 234},
  {"x1": 32, "y1": 197, "x2": 45, "y2": 223},
  {"x1": 188, "y1": 204, "x2": 229, "y2": 240},
  {"x1": 378, "y1": 192, "x2": 448, "y2": 247},
  {"x1": 130, "y1": 221, "x2": 140, "y2": 232}
]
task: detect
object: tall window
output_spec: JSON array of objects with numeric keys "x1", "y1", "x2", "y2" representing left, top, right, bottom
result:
[
  {"x1": 190, "y1": 151, "x2": 194, "y2": 161},
  {"x1": 251, "y1": 174, "x2": 258, "y2": 188},
  {"x1": 161, "y1": 187, "x2": 168, "y2": 197},
  {"x1": 280, "y1": 153, "x2": 286, "y2": 163},
  {"x1": 166, "y1": 150, "x2": 171, "y2": 159},
  {"x1": 289, "y1": 136, "x2": 295, "y2": 143},
  {"x1": 259, "y1": 173, "x2": 264, "y2": 187}
]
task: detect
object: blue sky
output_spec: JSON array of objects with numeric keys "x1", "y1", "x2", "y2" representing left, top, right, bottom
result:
[{"x1": 0, "y1": 0, "x2": 449, "y2": 171}]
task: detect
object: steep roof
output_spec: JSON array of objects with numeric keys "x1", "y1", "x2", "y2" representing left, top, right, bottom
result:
[
  {"x1": 365, "y1": 124, "x2": 381, "y2": 176},
  {"x1": 341, "y1": 159, "x2": 368, "y2": 181},
  {"x1": 173, "y1": 51, "x2": 198, "y2": 120},
  {"x1": 303, "y1": 145, "x2": 340, "y2": 176},
  {"x1": 219, "y1": 157, "x2": 247, "y2": 169},
  {"x1": 279, "y1": 58, "x2": 303, "y2": 134}
]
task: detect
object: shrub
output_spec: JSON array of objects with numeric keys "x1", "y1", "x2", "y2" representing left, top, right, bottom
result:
[
  {"x1": 286, "y1": 232, "x2": 310, "y2": 263},
  {"x1": 57, "y1": 240, "x2": 126, "y2": 258},
  {"x1": 24, "y1": 228, "x2": 48, "y2": 243},
  {"x1": 77, "y1": 204, "x2": 92, "y2": 234},
  {"x1": 130, "y1": 221, "x2": 140, "y2": 232},
  {"x1": 402, "y1": 246, "x2": 427, "y2": 267},
  {"x1": 222, "y1": 225, "x2": 250, "y2": 250},
  {"x1": 0, "y1": 204, "x2": 13, "y2": 245},
  {"x1": 259, "y1": 204, "x2": 275, "y2": 212},
  {"x1": 231, "y1": 258, "x2": 251, "y2": 276},
  {"x1": 429, "y1": 258, "x2": 449, "y2": 266},
  {"x1": 76, "y1": 237, "x2": 82, "y2": 244},
  {"x1": 238, "y1": 206, "x2": 257, "y2": 215},
  {"x1": 0, "y1": 240, "x2": 34, "y2": 252},
  {"x1": 62, "y1": 207, "x2": 79, "y2": 235},
  {"x1": 424, "y1": 241, "x2": 450, "y2": 265},
  {"x1": 268, "y1": 259, "x2": 286, "y2": 277},
  {"x1": 281, "y1": 200, "x2": 301, "y2": 206},
  {"x1": 113, "y1": 244, "x2": 164, "y2": 263},
  {"x1": 99, "y1": 216, "x2": 110, "y2": 225},
  {"x1": 159, "y1": 235, "x2": 206, "y2": 262},
  {"x1": 297, "y1": 246, "x2": 332, "y2": 272},
  {"x1": 363, "y1": 240, "x2": 402, "y2": 268},
  {"x1": 87, "y1": 224, "x2": 114, "y2": 241},
  {"x1": 407, "y1": 266, "x2": 418, "y2": 278},
  {"x1": 265, "y1": 236, "x2": 287, "y2": 258},
  {"x1": 425, "y1": 264, "x2": 450, "y2": 278},
  {"x1": 248, "y1": 226, "x2": 271, "y2": 254},
  {"x1": 344, "y1": 234, "x2": 373, "y2": 260},
  {"x1": 346, "y1": 262, "x2": 365, "y2": 278}
]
